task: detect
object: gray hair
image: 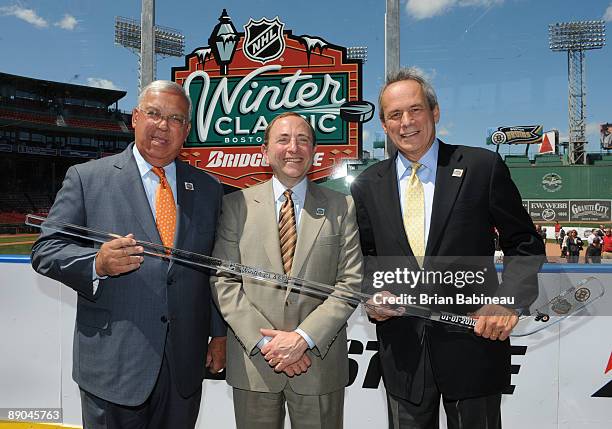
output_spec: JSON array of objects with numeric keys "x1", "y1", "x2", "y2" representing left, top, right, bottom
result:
[
  {"x1": 378, "y1": 68, "x2": 438, "y2": 121},
  {"x1": 138, "y1": 80, "x2": 192, "y2": 117}
]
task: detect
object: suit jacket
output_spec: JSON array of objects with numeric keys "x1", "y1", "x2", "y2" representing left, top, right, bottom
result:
[
  {"x1": 350, "y1": 141, "x2": 545, "y2": 401},
  {"x1": 31, "y1": 144, "x2": 226, "y2": 406},
  {"x1": 210, "y1": 179, "x2": 362, "y2": 395}
]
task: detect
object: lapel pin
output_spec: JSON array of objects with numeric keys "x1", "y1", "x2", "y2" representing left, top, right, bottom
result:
[
  {"x1": 184, "y1": 182, "x2": 194, "y2": 191},
  {"x1": 316, "y1": 208, "x2": 325, "y2": 216},
  {"x1": 452, "y1": 169, "x2": 464, "y2": 178}
]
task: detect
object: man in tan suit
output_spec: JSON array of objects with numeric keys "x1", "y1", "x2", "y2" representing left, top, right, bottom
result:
[{"x1": 211, "y1": 112, "x2": 362, "y2": 429}]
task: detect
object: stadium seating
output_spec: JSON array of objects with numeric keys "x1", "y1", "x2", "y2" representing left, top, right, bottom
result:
[
  {"x1": 534, "y1": 154, "x2": 564, "y2": 166},
  {"x1": 0, "y1": 192, "x2": 53, "y2": 214},
  {"x1": 63, "y1": 104, "x2": 115, "y2": 119},
  {"x1": 593, "y1": 154, "x2": 612, "y2": 166},
  {"x1": 0, "y1": 212, "x2": 26, "y2": 224},
  {"x1": 9, "y1": 97, "x2": 50, "y2": 112},
  {"x1": 0, "y1": 108, "x2": 57, "y2": 125},
  {"x1": 64, "y1": 117, "x2": 125, "y2": 132},
  {"x1": 503, "y1": 155, "x2": 532, "y2": 166}
]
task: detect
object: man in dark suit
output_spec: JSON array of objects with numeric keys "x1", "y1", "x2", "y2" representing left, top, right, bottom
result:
[
  {"x1": 31, "y1": 81, "x2": 226, "y2": 429},
  {"x1": 350, "y1": 69, "x2": 545, "y2": 428}
]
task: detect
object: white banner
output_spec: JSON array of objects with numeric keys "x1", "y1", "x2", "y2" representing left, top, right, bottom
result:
[{"x1": 0, "y1": 261, "x2": 610, "y2": 428}]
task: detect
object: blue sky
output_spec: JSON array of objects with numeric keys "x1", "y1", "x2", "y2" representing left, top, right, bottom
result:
[{"x1": 1, "y1": 0, "x2": 610, "y2": 156}]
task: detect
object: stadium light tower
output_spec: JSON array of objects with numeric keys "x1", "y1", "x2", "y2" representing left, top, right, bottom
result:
[
  {"x1": 385, "y1": 0, "x2": 399, "y2": 159},
  {"x1": 114, "y1": 1, "x2": 185, "y2": 93},
  {"x1": 549, "y1": 20, "x2": 605, "y2": 164},
  {"x1": 347, "y1": 46, "x2": 368, "y2": 63}
]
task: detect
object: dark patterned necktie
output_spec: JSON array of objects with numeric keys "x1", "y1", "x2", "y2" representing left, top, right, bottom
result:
[{"x1": 279, "y1": 189, "x2": 297, "y2": 274}]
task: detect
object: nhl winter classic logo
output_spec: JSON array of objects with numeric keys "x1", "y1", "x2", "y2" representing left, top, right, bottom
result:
[{"x1": 243, "y1": 17, "x2": 285, "y2": 63}]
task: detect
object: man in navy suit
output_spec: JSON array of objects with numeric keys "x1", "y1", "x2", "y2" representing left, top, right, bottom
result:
[
  {"x1": 351, "y1": 69, "x2": 544, "y2": 428},
  {"x1": 32, "y1": 81, "x2": 226, "y2": 429}
]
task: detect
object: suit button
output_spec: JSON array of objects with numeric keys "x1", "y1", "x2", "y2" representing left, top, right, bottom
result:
[
  {"x1": 167, "y1": 278, "x2": 175, "y2": 286},
  {"x1": 161, "y1": 316, "x2": 168, "y2": 323}
]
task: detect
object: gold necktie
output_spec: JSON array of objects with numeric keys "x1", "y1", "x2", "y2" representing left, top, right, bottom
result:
[
  {"x1": 152, "y1": 166, "x2": 176, "y2": 249},
  {"x1": 279, "y1": 189, "x2": 297, "y2": 274},
  {"x1": 403, "y1": 162, "x2": 425, "y2": 256}
]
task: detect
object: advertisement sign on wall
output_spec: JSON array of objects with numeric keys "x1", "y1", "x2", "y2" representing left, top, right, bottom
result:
[
  {"x1": 524, "y1": 200, "x2": 612, "y2": 223},
  {"x1": 570, "y1": 200, "x2": 612, "y2": 222},
  {"x1": 486, "y1": 125, "x2": 543, "y2": 145},
  {"x1": 528, "y1": 200, "x2": 570, "y2": 222},
  {"x1": 172, "y1": 10, "x2": 373, "y2": 189},
  {"x1": 601, "y1": 123, "x2": 612, "y2": 150}
]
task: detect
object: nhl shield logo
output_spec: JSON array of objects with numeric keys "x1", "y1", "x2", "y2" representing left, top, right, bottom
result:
[{"x1": 243, "y1": 17, "x2": 285, "y2": 63}]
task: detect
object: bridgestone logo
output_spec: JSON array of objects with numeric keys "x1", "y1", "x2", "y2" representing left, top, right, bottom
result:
[
  {"x1": 205, "y1": 150, "x2": 324, "y2": 168},
  {"x1": 206, "y1": 151, "x2": 269, "y2": 168}
]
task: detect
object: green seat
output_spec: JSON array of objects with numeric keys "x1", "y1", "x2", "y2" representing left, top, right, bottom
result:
[
  {"x1": 534, "y1": 154, "x2": 563, "y2": 166},
  {"x1": 504, "y1": 155, "x2": 531, "y2": 166}
]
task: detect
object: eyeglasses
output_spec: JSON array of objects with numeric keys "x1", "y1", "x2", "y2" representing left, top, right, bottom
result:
[
  {"x1": 137, "y1": 107, "x2": 188, "y2": 128},
  {"x1": 385, "y1": 106, "x2": 427, "y2": 122}
]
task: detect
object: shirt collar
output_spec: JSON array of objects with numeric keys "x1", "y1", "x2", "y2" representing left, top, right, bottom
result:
[
  {"x1": 272, "y1": 175, "x2": 308, "y2": 204},
  {"x1": 396, "y1": 138, "x2": 439, "y2": 180},
  {"x1": 132, "y1": 144, "x2": 176, "y2": 178}
]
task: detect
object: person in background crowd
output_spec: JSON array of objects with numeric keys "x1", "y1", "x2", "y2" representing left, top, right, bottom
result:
[
  {"x1": 535, "y1": 225, "x2": 542, "y2": 237},
  {"x1": 559, "y1": 227, "x2": 566, "y2": 255},
  {"x1": 564, "y1": 229, "x2": 583, "y2": 263},
  {"x1": 554, "y1": 221, "x2": 561, "y2": 245},
  {"x1": 585, "y1": 236, "x2": 602, "y2": 264},
  {"x1": 602, "y1": 227, "x2": 612, "y2": 260},
  {"x1": 587, "y1": 228, "x2": 598, "y2": 246}
]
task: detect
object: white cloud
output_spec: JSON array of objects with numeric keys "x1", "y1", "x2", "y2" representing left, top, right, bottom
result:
[
  {"x1": 86, "y1": 78, "x2": 121, "y2": 90},
  {"x1": 604, "y1": 4, "x2": 612, "y2": 22},
  {"x1": 362, "y1": 129, "x2": 371, "y2": 142},
  {"x1": 0, "y1": 5, "x2": 48, "y2": 28},
  {"x1": 55, "y1": 14, "x2": 78, "y2": 30},
  {"x1": 406, "y1": 0, "x2": 455, "y2": 20},
  {"x1": 406, "y1": 0, "x2": 503, "y2": 20}
]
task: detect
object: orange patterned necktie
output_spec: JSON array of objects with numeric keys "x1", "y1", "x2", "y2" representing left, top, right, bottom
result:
[
  {"x1": 278, "y1": 189, "x2": 297, "y2": 274},
  {"x1": 152, "y1": 166, "x2": 176, "y2": 249}
]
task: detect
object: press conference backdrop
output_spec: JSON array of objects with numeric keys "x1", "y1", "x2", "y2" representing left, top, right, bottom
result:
[{"x1": 0, "y1": 258, "x2": 611, "y2": 429}]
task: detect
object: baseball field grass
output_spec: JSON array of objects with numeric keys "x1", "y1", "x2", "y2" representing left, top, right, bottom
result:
[{"x1": 0, "y1": 234, "x2": 38, "y2": 255}]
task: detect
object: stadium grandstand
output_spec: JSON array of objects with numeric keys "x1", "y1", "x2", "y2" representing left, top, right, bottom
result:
[{"x1": 0, "y1": 72, "x2": 134, "y2": 233}]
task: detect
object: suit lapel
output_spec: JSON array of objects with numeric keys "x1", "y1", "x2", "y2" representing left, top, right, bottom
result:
[
  {"x1": 374, "y1": 157, "x2": 412, "y2": 256},
  {"x1": 426, "y1": 142, "x2": 465, "y2": 255},
  {"x1": 253, "y1": 181, "x2": 284, "y2": 275},
  {"x1": 170, "y1": 160, "x2": 194, "y2": 270},
  {"x1": 291, "y1": 182, "x2": 326, "y2": 278},
  {"x1": 115, "y1": 145, "x2": 159, "y2": 244}
]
